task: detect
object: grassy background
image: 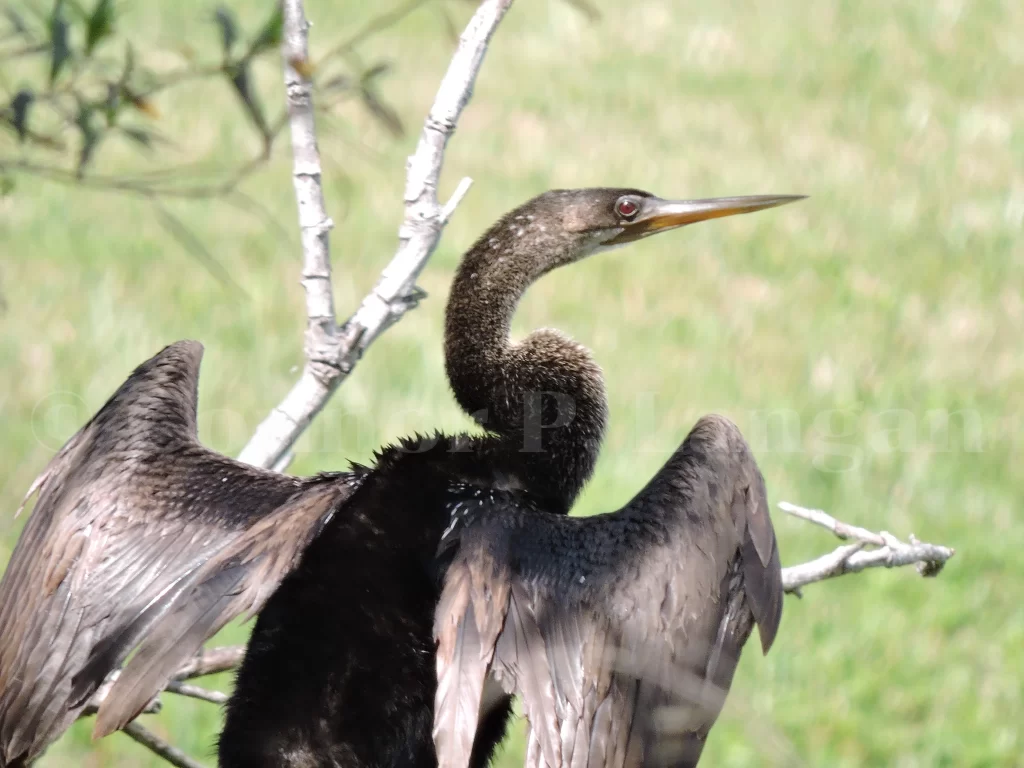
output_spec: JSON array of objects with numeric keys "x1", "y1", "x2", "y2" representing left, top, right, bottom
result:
[{"x1": 1, "y1": 0, "x2": 1021, "y2": 765}]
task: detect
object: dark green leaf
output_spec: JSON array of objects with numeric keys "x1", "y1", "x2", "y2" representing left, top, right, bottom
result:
[
  {"x1": 247, "y1": 4, "x2": 282, "y2": 58},
  {"x1": 360, "y1": 62, "x2": 392, "y2": 84},
  {"x1": 85, "y1": 0, "x2": 114, "y2": 54},
  {"x1": 103, "y1": 81, "x2": 119, "y2": 125},
  {"x1": 358, "y1": 86, "x2": 403, "y2": 138},
  {"x1": 75, "y1": 101, "x2": 101, "y2": 177},
  {"x1": 120, "y1": 86, "x2": 159, "y2": 118},
  {"x1": 3, "y1": 7, "x2": 30, "y2": 38},
  {"x1": 227, "y1": 63, "x2": 271, "y2": 147},
  {"x1": 0, "y1": 175, "x2": 15, "y2": 197},
  {"x1": 560, "y1": 0, "x2": 600, "y2": 20},
  {"x1": 120, "y1": 125, "x2": 152, "y2": 149},
  {"x1": 321, "y1": 74, "x2": 352, "y2": 92},
  {"x1": 119, "y1": 40, "x2": 134, "y2": 85},
  {"x1": 213, "y1": 5, "x2": 237, "y2": 57},
  {"x1": 49, "y1": 0, "x2": 70, "y2": 85},
  {"x1": 9, "y1": 89, "x2": 34, "y2": 141}
]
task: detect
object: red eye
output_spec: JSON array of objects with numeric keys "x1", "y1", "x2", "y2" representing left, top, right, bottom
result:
[{"x1": 615, "y1": 198, "x2": 639, "y2": 219}]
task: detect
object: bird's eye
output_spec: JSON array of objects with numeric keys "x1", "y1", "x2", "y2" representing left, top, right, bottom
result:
[{"x1": 615, "y1": 198, "x2": 640, "y2": 220}]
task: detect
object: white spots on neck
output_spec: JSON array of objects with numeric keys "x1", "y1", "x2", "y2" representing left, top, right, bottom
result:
[{"x1": 489, "y1": 237, "x2": 500, "y2": 249}]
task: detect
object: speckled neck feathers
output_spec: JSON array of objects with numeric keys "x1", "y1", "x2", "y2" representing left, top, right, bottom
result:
[{"x1": 444, "y1": 194, "x2": 610, "y2": 507}]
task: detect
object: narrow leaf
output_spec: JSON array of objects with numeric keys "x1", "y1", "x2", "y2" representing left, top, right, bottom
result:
[
  {"x1": 358, "y1": 86, "x2": 404, "y2": 138},
  {"x1": 119, "y1": 125, "x2": 153, "y2": 150},
  {"x1": 103, "y1": 81, "x2": 119, "y2": 124},
  {"x1": 212, "y1": 5, "x2": 237, "y2": 57},
  {"x1": 75, "y1": 101, "x2": 100, "y2": 177},
  {"x1": 227, "y1": 63, "x2": 271, "y2": 147},
  {"x1": 247, "y1": 4, "x2": 282, "y2": 57},
  {"x1": 49, "y1": 0, "x2": 70, "y2": 85},
  {"x1": 9, "y1": 89, "x2": 34, "y2": 141},
  {"x1": 560, "y1": 0, "x2": 600, "y2": 20},
  {"x1": 122, "y1": 86, "x2": 160, "y2": 118},
  {"x1": 360, "y1": 62, "x2": 391, "y2": 84},
  {"x1": 119, "y1": 40, "x2": 135, "y2": 85},
  {"x1": 321, "y1": 74, "x2": 352, "y2": 92},
  {"x1": 85, "y1": 0, "x2": 114, "y2": 54},
  {"x1": 4, "y1": 7, "x2": 30, "y2": 38}
]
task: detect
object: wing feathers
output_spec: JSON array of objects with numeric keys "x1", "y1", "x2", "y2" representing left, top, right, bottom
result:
[
  {"x1": 93, "y1": 564, "x2": 249, "y2": 737},
  {"x1": 434, "y1": 556, "x2": 507, "y2": 768},
  {"x1": 433, "y1": 415, "x2": 784, "y2": 768},
  {"x1": 497, "y1": 585, "x2": 561, "y2": 768},
  {"x1": 0, "y1": 341, "x2": 355, "y2": 766},
  {"x1": 736, "y1": 476, "x2": 783, "y2": 654}
]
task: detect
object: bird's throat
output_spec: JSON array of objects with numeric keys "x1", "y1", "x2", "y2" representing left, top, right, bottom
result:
[{"x1": 443, "y1": 238, "x2": 607, "y2": 505}]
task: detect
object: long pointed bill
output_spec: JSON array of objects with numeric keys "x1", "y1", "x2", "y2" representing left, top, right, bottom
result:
[{"x1": 604, "y1": 194, "x2": 806, "y2": 246}]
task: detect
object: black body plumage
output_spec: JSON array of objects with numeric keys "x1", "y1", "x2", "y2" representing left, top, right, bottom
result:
[{"x1": 220, "y1": 434, "x2": 532, "y2": 768}]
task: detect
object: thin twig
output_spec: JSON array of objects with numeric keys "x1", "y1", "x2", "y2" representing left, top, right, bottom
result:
[
  {"x1": 779, "y1": 501, "x2": 956, "y2": 592},
  {"x1": 122, "y1": 721, "x2": 208, "y2": 768},
  {"x1": 238, "y1": 0, "x2": 515, "y2": 469},
  {"x1": 165, "y1": 681, "x2": 229, "y2": 705},
  {"x1": 171, "y1": 644, "x2": 246, "y2": 680}
]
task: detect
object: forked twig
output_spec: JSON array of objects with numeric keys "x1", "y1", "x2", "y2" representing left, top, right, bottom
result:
[{"x1": 779, "y1": 501, "x2": 955, "y2": 593}]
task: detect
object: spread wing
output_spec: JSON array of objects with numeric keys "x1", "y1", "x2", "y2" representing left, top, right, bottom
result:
[
  {"x1": 433, "y1": 414, "x2": 783, "y2": 768},
  {"x1": 0, "y1": 341, "x2": 359, "y2": 767}
]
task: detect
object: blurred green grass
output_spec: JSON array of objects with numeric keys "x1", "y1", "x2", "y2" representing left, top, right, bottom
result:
[{"x1": 1, "y1": 0, "x2": 1021, "y2": 765}]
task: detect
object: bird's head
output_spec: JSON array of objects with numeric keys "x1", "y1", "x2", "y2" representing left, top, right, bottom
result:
[{"x1": 489, "y1": 187, "x2": 805, "y2": 278}]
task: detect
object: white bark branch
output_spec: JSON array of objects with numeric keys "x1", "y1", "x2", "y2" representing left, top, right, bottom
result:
[
  {"x1": 778, "y1": 501, "x2": 956, "y2": 593},
  {"x1": 122, "y1": 721, "x2": 207, "y2": 768},
  {"x1": 164, "y1": 681, "x2": 229, "y2": 705},
  {"x1": 238, "y1": 0, "x2": 515, "y2": 469}
]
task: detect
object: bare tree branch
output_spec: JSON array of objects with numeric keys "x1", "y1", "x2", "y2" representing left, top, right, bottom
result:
[
  {"x1": 122, "y1": 721, "x2": 207, "y2": 768},
  {"x1": 165, "y1": 681, "x2": 229, "y2": 705},
  {"x1": 170, "y1": 644, "x2": 246, "y2": 680},
  {"x1": 238, "y1": 0, "x2": 515, "y2": 469},
  {"x1": 779, "y1": 501, "x2": 956, "y2": 593}
]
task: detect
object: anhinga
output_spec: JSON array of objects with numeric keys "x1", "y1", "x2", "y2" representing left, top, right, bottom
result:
[{"x1": 0, "y1": 188, "x2": 798, "y2": 768}]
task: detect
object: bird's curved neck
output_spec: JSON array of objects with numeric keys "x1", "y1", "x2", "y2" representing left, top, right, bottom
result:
[{"x1": 444, "y1": 237, "x2": 607, "y2": 508}]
